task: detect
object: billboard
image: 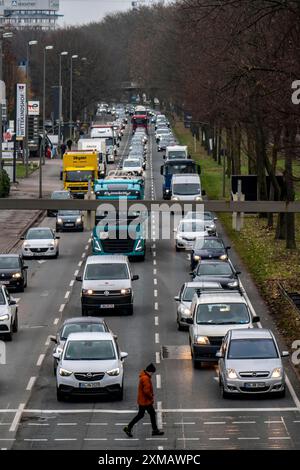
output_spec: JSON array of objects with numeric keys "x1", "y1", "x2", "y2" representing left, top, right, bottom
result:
[
  {"x1": 4, "y1": 0, "x2": 59, "y2": 10},
  {"x1": 28, "y1": 100, "x2": 40, "y2": 116},
  {"x1": 16, "y1": 83, "x2": 26, "y2": 140}
]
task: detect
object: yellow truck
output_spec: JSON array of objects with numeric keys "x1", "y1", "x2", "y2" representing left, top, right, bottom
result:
[{"x1": 63, "y1": 151, "x2": 98, "y2": 198}]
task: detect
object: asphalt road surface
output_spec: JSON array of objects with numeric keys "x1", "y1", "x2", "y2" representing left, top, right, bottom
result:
[{"x1": 1, "y1": 123, "x2": 300, "y2": 450}]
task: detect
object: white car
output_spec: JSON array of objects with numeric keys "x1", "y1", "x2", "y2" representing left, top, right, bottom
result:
[
  {"x1": 0, "y1": 285, "x2": 18, "y2": 341},
  {"x1": 54, "y1": 332, "x2": 128, "y2": 401},
  {"x1": 122, "y1": 159, "x2": 144, "y2": 176},
  {"x1": 174, "y1": 219, "x2": 209, "y2": 251},
  {"x1": 21, "y1": 227, "x2": 60, "y2": 259}
]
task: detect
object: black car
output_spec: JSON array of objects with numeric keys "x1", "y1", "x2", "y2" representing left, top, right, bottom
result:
[
  {"x1": 0, "y1": 254, "x2": 28, "y2": 292},
  {"x1": 191, "y1": 237, "x2": 230, "y2": 270},
  {"x1": 191, "y1": 259, "x2": 240, "y2": 289},
  {"x1": 56, "y1": 210, "x2": 84, "y2": 232},
  {"x1": 47, "y1": 190, "x2": 72, "y2": 217}
]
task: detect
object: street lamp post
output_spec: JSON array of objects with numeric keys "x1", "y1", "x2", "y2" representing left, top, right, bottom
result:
[
  {"x1": 40, "y1": 44, "x2": 54, "y2": 199},
  {"x1": 25, "y1": 40, "x2": 38, "y2": 177},
  {"x1": 69, "y1": 54, "x2": 78, "y2": 140},
  {"x1": 0, "y1": 31, "x2": 13, "y2": 170},
  {"x1": 58, "y1": 51, "x2": 68, "y2": 153}
]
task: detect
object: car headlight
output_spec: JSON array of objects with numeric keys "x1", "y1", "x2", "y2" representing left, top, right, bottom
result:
[
  {"x1": 93, "y1": 238, "x2": 102, "y2": 252},
  {"x1": 76, "y1": 217, "x2": 82, "y2": 224},
  {"x1": 228, "y1": 280, "x2": 238, "y2": 287},
  {"x1": 194, "y1": 336, "x2": 210, "y2": 345},
  {"x1": 82, "y1": 289, "x2": 94, "y2": 295},
  {"x1": 172, "y1": 197, "x2": 179, "y2": 201},
  {"x1": 57, "y1": 218, "x2": 63, "y2": 224},
  {"x1": 48, "y1": 241, "x2": 55, "y2": 247},
  {"x1": 12, "y1": 272, "x2": 22, "y2": 278},
  {"x1": 121, "y1": 288, "x2": 131, "y2": 295},
  {"x1": 271, "y1": 368, "x2": 282, "y2": 378},
  {"x1": 0, "y1": 314, "x2": 10, "y2": 321},
  {"x1": 107, "y1": 368, "x2": 120, "y2": 376},
  {"x1": 165, "y1": 189, "x2": 170, "y2": 193},
  {"x1": 23, "y1": 242, "x2": 30, "y2": 248},
  {"x1": 227, "y1": 368, "x2": 238, "y2": 379},
  {"x1": 195, "y1": 196, "x2": 202, "y2": 201},
  {"x1": 219, "y1": 254, "x2": 228, "y2": 260},
  {"x1": 179, "y1": 306, "x2": 191, "y2": 316},
  {"x1": 135, "y1": 239, "x2": 143, "y2": 251},
  {"x1": 193, "y1": 255, "x2": 201, "y2": 261},
  {"x1": 59, "y1": 368, "x2": 73, "y2": 377}
]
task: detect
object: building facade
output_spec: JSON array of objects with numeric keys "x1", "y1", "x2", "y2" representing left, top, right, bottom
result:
[{"x1": 0, "y1": 0, "x2": 61, "y2": 30}]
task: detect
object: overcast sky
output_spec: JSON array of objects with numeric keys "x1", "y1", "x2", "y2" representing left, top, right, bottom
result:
[{"x1": 59, "y1": 0, "x2": 134, "y2": 26}]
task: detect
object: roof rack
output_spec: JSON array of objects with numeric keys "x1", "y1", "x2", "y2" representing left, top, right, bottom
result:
[{"x1": 195, "y1": 287, "x2": 244, "y2": 297}]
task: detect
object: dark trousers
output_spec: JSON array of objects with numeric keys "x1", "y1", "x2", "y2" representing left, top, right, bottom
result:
[{"x1": 128, "y1": 405, "x2": 158, "y2": 431}]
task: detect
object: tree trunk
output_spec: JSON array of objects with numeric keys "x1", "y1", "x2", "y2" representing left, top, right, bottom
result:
[
  {"x1": 267, "y1": 130, "x2": 280, "y2": 229},
  {"x1": 232, "y1": 123, "x2": 241, "y2": 175},
  {"x1": 226, "y1": 127, "x2": 233, "y2": 177},
  {"x1": 246, "y1": 125, "x2": 256, "y2": 175},
  {"x1": 284, "y1": 126, "x2": 296, "y2": 249}
]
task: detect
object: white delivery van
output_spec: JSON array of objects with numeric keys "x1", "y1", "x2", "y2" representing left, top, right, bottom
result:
[
  {"x1": 171, "y1": 173, "x2": 203, "y2": 202},
  {"x1": 165, "y1": 145, "x2": 189, "y2": 160},
  {"x1": 90, "y1": 125, "x2": 116, "y2": 162},
  {"x1": 78, "y1": 138, "x2": 107, "y2": 178}
]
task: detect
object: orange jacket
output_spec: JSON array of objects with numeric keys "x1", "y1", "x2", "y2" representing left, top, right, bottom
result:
[{"x1": 137, "y1": 370, "x2": 154, "y2": 406}]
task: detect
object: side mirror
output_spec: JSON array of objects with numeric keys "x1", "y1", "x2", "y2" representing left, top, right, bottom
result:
[
  {"x1": 281, "y1": 351, "x2": 289, "y2": 357},
  {"x1": 56, "y1": 236, "x2": 60, "y2": 240},
  {"x1": 9, "y1": 300, "x2": 17, "y2": 306},
  {"x1": 202, "y1": 189, "x2": 206, "y2": 196},
  {"x1": 226, "y1": 246, "x2": 231, "y2": 251},
  {"x1": 163, "y1": 155, "x2": 166, "y2": 159},
  {"x1": 20, "y1": 236, "x2": 25, "y2": 240},
  {"x1": 160, "y1": 166, "x2": 163, "y2": 175},
  {"x1": 216, "y1": 351, "x2": 223, "y2": 359},
  {"x1": 174, "y1": 295, "x2": 180, "y2": 302},
  {"x1": 52, "y1": 352, "x2": 61, "y2": 360},
  {"x1": 189, "y1": 271, "x2": 195, "y2": 276},
  {"x1": 188, "y1": 154, "x2": 191, "y2": 159},
  {"x1": 185, "y1": 318, "x2": 193, "y2": 325},
  {"x1": 50, "y1": 336, "x2": 57, "y2": 344},
  {"x1": 214, "y1": 217, "x2": 218, "y2": 221},
  {"x1": 23, "y1": 265, "x2": 28, "y2": 269},
  {"x1": 235, "y1": 271, "x2": 241, "y2": 276},
  {"x1": 252, "y1": 316, "x2": 260, "y2": 323},
  {"x1": 173, "y1": 229, "x2": 177, "y2": 232},
  {"x1": 76, "y1": 275, "x2": 82, "y2": 282},
  {"x1": 132, "y1": 275, "x2": 139, "y2": 281},
  {"x1": 120, "y1": 352, "x2": 128, "y2": 360}
]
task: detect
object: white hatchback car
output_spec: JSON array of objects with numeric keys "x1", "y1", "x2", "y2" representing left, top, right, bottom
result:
[
  {"x1": 21, "y1": 227, "x2": 60, "y2": 259},
  {"x1": 0, "y1": 285, "x2": 18, "y2": 341},
  {"x1": 174, "y1": 219, "x2": 209, "y2": 251},
  {"x1": 54, "y1": 332, "x2": 128, "y2": 401}
]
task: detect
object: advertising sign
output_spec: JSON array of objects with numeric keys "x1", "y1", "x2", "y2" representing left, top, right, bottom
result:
[
  {"x1": 28, "y1": 100, "x2": 40, "y2": 116},
  {"x1": 16, "y1": 83, "x2": 26, "y2": 140}
]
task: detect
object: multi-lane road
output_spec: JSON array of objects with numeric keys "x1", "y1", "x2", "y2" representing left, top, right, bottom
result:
[{"x1": 0, "y1": 124, "x2": 300, "y2": 450}]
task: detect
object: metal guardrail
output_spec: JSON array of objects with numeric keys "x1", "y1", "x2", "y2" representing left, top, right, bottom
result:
[{"x1": 0, "y1": 199, "x2": 300, "y2": 212}]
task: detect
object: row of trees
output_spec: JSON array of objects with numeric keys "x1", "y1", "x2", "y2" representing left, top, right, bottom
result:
[{"x1": 3, "y1": 1, "x2": 300, "y2": 247}]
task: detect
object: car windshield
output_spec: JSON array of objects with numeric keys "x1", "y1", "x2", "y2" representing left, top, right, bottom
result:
[
  {"x1": 228, "y1": 338, "x2": 278, "y2": 359},
  {"x1": 124, "y1": 161, "x2": 140, "y2": 167},
  {"x1": 168, "y1": 151, "x2": 186, "y2": 158},
  {"x1": 173, "y1": 184, "x2": 200, "y2": 195},
  {"x1": 64, "y1": 340, "x2": 116, "y2": 360},
  {"x1": 194, "y1": 239, "x2": 224, "y2": 250},
  {"x1": 84, "y1": 263, "x2": 129, "y2": 280},
  {"x1": 196, "y1": 263, "x2": 233, "y2": 276},
  {"x1": 61, "y1": 323, "x2": 106, "y2": 340},
  {"x1": 65, "y1": 171, "x2": 93, "y2": 182},
  {"x1": 26, "y1": 229, "x2": 53, "y2": 240},
  {"x1": 179, "y1": 222, "x2": 205, "y2": 232},
  {"x1": 51, "y1": 191, "x2": 70, "y2": 199},
  {"x1": 58, "y1": 210, "x2": 80, "y2": 216},
  {"x1": 0, "y1": 290, "x2": 5, "y2": 305},
  {"x1": 185, "y1": 212, "x2": 213, "y2": 221},
  {"x1": 182, "y1": 287, "x2": 199, "y2": 301},
  {"x1": 0, "y1": 257, "x2": 20, "y2": 269},
  {"x1": 196, "y1": 303, "x2": 250, "y2": 325}
]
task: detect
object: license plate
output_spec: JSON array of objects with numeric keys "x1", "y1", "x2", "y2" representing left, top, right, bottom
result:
[
  {"x1": 79, "y1": 382, "x2": 101, "y2": 389},
  {"x1": 65, "y1": 223, "x2": 74, "y2": 227},
  {"x1": 244, "y1": 382, "x2": 266, "y2": 388},
  {"x1": 0, "y1": 281, "x2": 9, "y2": 285},
  {"x1": 100, "y1": 304, "x2": 114, "y2": 309}
]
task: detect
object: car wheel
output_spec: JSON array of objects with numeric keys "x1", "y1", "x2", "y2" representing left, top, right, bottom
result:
[
  {"x1": 54, "y1": 250, "x2": 59, "y2": 259},
  {"x1": 56, "y1": 388, "x2": 65, "y2": 402},
  {"x1": 6, "y1": 327, "x2": 13, "y2": 342},
  {"x1": 220, "y1": 382, "x2": 230, "y2": 399},
  {"x1": 12, "y1": 312, "x2": 18, "y2": 333},
  {"x1": 177, "y1": 321, "x2": 184, "y2": 331},
  {"x1": 193, "y1": 359, "x2": 202, "y2": 369},
  {"x1": 53, "y1": 363, "x2": 57, "y2": 376},
  {"x1": 115, "y1": 386, "x2": 124, "y2": 401},
  {"x1": 18, "y1": 283, "x2": 24, "y2": 293},
  {"x1": 175, "y1": 245, "x2": 180, "y2": 252}
]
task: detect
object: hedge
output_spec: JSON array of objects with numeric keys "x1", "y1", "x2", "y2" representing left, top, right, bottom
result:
[{"x1": 0, "y1": 168, "x2": 10, "y2": 197}]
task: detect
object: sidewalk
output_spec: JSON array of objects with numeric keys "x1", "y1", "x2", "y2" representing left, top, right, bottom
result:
[{"x1": 0, "y1": 159, "x2": 63, "y2": 253}]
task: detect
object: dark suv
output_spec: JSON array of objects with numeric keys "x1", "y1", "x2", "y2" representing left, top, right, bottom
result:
[{"x1": 0, "y1": 254, "x2": 28, "y2": 292}]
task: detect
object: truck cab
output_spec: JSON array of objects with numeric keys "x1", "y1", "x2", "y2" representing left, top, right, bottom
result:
[
  {"x1": 164, "y1": 145, "x2": 189, "y2": 160},
  {"x1": 63, "y1": 151, "x2": 98, "y2": 198},
  {"x1": 94, "y1": 178, "x2": 144, "y2": 200},
  {"x1": 77, "y1": 138, "x2": 107, "y2": 178},
  {"x1": 160, "y1": 158, "x2": 200, "y2": 199}
]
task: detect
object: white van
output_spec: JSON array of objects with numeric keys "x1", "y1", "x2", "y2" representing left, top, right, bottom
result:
[
  {"x1": 171, "y1": 174, "x2": 203, "y2": 202},
  {"x1": 165, "y1": 145, "x2": 189, "y2": 160},
  {"x1": 90, "y1": 126, "x2": 116, "y2": 163},
  {"x1": 78, "y1": 138, "x2": 107, "y2": 178}
]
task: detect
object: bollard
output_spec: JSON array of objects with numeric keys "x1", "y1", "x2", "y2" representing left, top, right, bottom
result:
[{"x1": 232, "y1": 179, "x2": 244, "y2": 231}]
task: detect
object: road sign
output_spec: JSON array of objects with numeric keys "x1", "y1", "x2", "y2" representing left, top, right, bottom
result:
[
  {"x1": 28, "y1": 101, "x2": 40, "y2": 116},
  {"x1": 16, "y1": 83, "x2": 27, "y2": 140}
]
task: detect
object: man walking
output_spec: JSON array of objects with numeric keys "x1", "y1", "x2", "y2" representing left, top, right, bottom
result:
[{"x1": 123, "y1": 363, "x2": 164, "y2": 438}]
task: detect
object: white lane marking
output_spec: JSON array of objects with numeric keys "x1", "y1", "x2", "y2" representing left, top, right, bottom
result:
[
  {"x1": 232, "y1": 421, "x2": 256, "y2": 424},
  {"x1": 268, "y1": 437, "x2": 291, "y2": 440},
  {"x1": 53, "y1": 318, "x2": 59, "y2": 325},
  {"x1": 54, "y1": 438, "x2": 77, "y2": 441},
  {"x1": 155, "y1": 316, "x2": 159, "y2": 326},
  {"x1": 174, "y1": 422, "x2": 195, "y2": 425},
  {"x1": 36, "y1": 354, "x2": 45, "y2": 367},
  {"x1": 81, "y1": 253, "x2": 85, "y2": 259},
  {"x1": 154, "y1": 290, "x2": 158, "y2": 297},
  {"x1": 204, "y1": 421, "x2": 226, "y2": 425},
  {"x1": 153, "y1": 260, "x2": 157, "y2": 266},
  {"x1": 157, "y1": 401, "x2": 163, "y2": 430},
  {"x1": 264, "y1": 420, "x2": 282, "y2": 424},
  {"x1": 85, "y1": 245, "x2": 89, "y2": 250},
  {"x1": 158, "y1": 446, "x2": 164, "y2": 450},
  {"x1": 154, "y1": 278, "x2": 157, "y2": 285},
  {"x1": 152, "y1": 244, "x2": 156, "y2": 249},
  {"x1": 153, "y1": 251, "x2": 156, "y2": 257},
  {"x1": 115, "y1": 423, "x2": 127, "y2": 426},
  {"x1": 57, "y1": 423, "x2": 77, "y2": 426},
  {"x1": 177, "y1": 438, "x2": 199, "y2": 441},
  {"x1": 240, "y1": 279, "x2": 300, "y2": 409},
  {"x1": 156, "y1": 352, "x2": 160, "y2": 364},
  {"x1": 59, "y1": 304, "x2": 65, "y2": 313},
  {"x1": 146, "y1": 438, "x2": 167, "y2": 441},
  {"x1": 114, "y1": 438, "x2": 139, "y2": 441},
  {"x1": 293, "y1": 420, "x2": 300, "y2": 423},
  {"x1": 153, "y1": 269, "x2": 157, "y2": 275},
  {"x1": 69, "y1": 280, "x2": 74, "y2": 287},
  {"x1": 0, "y1": 439, "x2": 15, "y2": 441},
  {"x1": 156, "y1": 375, "x2": 161, "y2": 389},
  {"x1": 78, "y1": 260, "x2": 83, "y2": 267},
  {"x1": 88, "y1": 238, "x2": 92, "y2": 243},
  {"x1": 209, "y1": 438, "x2": 230, "y2": 441},
  {"x1": 85, "y1": 423, "x2": 108, "y2": 426},
  {"x1": 27, "y1": 423, "x2": 49, "y2": 426},
  {"x1": 26, "y1": 377, "x2": 36, "y2": 391},
  {"x1": 24, "y1": 439, "x2": 48, "y2": 442},
  {"x1": 45, "y1": 336, "x2": 51, "y2": 346},
  {"x1": 9, "y1": 403, "x2": 25, "y2": 432},
  {"x1": 238, "y1": 437, "x2": 260, "y2": 440},
  {"x1": 74, "y1": 270, "x2": 79, "y2": 276},
  {"x1": 155, "y1": 333, "x2": 159, "y2": 343},
  {"x1": 64, "y1": 291, "x2": 70, "y2": 299},
  {"x1": 154, "y1": 302, "x2": 158, "y2": 310},
  {"x1": 84, "y1": 438, "x2": 107, "y2": 441},
  {"x1": 37, "y1": 260, "x2": 47, "y2": 265}
]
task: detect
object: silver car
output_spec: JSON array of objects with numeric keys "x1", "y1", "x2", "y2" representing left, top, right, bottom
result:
[{"x1": 217, "y1": 329, "x2": 288, "y2": 398}]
